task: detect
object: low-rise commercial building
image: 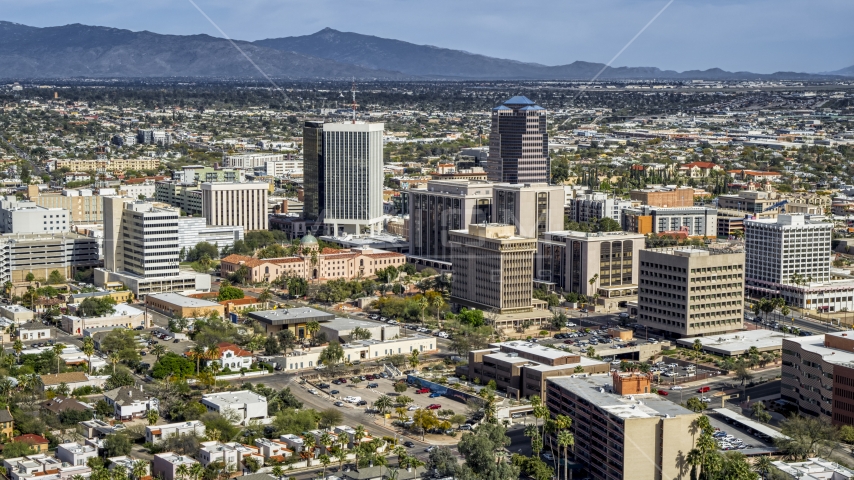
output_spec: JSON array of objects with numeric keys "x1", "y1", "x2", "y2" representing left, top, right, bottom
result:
[
  {"x1": 270, "y1": 334, "x2": 438, "y2": 372},
  {"x1": 18, "y1": 322, "x2": 50, "y2": 341},
  {"x1": 621, "y1": 206, "x2": 717, "y2": 237},
  {"x1": 61, "y1": 304, "x2": 148, "y2": 336},
  {"x1": 318, "y1": 318, "x2": 399, "y2": 343},
  {"x1": 629, "y1": 187, "x2": 695, "y2": 208},
  {"x1": 145, "y1": 293, "x2": 225, "y2": 319},
  {"x1": 546, "y1": 373, "x2": 699, "y2": 480},
  {"x1": 456, "y1": 341, "x2": 609, "y2": 399},
  {"x1": 771, "y1": 457, "x2": 854, "y2": 479},
  {"x1": 248, "y1": 307, "x2": 334, "y2": 338}
]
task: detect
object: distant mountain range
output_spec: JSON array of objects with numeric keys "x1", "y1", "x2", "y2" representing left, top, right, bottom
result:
[
  {"x1": 827, "y1": 65, "x2": 854, "y2": 76},
  {"x1": 0, "y1": 21, "x2": 846, "y2": 81}
]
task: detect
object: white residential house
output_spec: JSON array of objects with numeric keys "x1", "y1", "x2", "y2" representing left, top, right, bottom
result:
[
  {"x1": 18, "y1": 322, "x2": 50, "y2": 341},
  {"x1": 211, "y1": 342, "x2": 254, "y2": 371},
  {"x1": 108, "y1": 456, "x2": 149, "y2": 478},
  {"x1": 197, "y1": 441, "x2": 262, "y2": 469},
  {"x1": 55, "y1": 443, "x2": 98, "y2": 467},
  {"x1": 103, "y1": 386, "x2": 158, "y2": 420},
  {"x1": 3, "y1": 454, "x2": 91, "y2": 480},
  {"x1": 201, "y1": 391, "x2": 268, "y2": 426},
  {"x1": 145, "y1": 421, "x2": 206, "y2": 444},
  {"x1": 152, "y1": 453, "x2": 198, "y2": 480},
  {"x1": 278, "y1": 434, "x2": 304, "y2": 454},
  {"x1": 254, "y1": 438, "x2": 293, "y2": 461}
]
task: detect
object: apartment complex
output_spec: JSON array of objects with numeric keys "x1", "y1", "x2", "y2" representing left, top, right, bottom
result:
[
  {"x1": 449, "y1": 224, "x2": 536, "y2": 313},
  {"x1": 743, "y1": 214, "x2": 847, "y2": 310},
  {"x1": 621, "y1": 206, "x2": 717, "y2": 237},
  {"x1": 456, "y1": 341, "x2": 608, "y2": 399},
  {"x1": 566, "y1": 193, "x2": 634, "y2": 223},
  {"x1": 492, "y1": 183, "x2": 565, "y2": 238},
  {"x1": 303, "y1": 121, "x2": 384, "y2": 235},
  {"x1": 0, "y1": 197, "x2": 70, "y2": 234},
  {"x1": 408, "y1": 180, "x2": 493, "y2": 263},
  {"x1": 30, "y1": 189, "x2": 105, "y2": 224},
  {"x1": 637, "y1": 246, "x2": 745, "y2": 338},
  {"x1": 781, "y1": 332, "x2": 854, "y2": 424},
  {"x1": 629, "y1": 187, "x2": 695, "y2": 208},
  {"x1": 221, "y1": 152, "x2": 286, "y2": 169},
  {"x1": 52, "y1": 158, "x2": 160, "y2": 173},
  {"x1": 536, "y1": 230, "x2": 644, "y2": 298},
  {"x1": 201, "y1": 182, "x2": 269, "y2": 232},
  {"x1": 486, "y1": 96, "x2": 549, "y2": 184},
  {"x1": 718, "y1": 190, "x2": 783, "y2": 213},
  {"x1": 546, "y1": 373, "x2": 699, "y2": 480}
]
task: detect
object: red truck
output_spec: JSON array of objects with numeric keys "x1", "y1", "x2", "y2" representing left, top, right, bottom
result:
[{"x1": 415, "y1": 388, "x2": 430, "y2": 394}]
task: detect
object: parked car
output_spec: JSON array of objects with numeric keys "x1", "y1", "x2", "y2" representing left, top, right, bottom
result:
[
  {"x1": 429, "y1": 392, "x2": 442, "y2": 398},
  {"x1": 330, "y1": 390, "x2": 339, "y2": 395},
  {"x1": 356, "y1": 400, "x2": 367, "y2": 406},
  {"x1": 333, "y1": 401, "x2": 344, "y2": 407},
  {"x1": 657, "y1": 390, "x2": 669, "y2": 396},
  {"x1": 367, "y1": 383, "x2": 378, "y2": 388},
  {"x1": 318, "y1": 383, "x2": 330, "y2": 389},
  {"x1": 542, "y1": 452, "x2": 554, "y2": 461},
  {"x1": 403, "y1": 441, "x2": 415, "y2": 448},
  {"x1": 415, "y1": 388, "x2": 430, "y2": 394}
]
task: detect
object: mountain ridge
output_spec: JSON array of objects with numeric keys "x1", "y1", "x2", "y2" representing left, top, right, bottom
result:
[{"x1": 0, "y1": 21, "x2": 842, "y2": 81}]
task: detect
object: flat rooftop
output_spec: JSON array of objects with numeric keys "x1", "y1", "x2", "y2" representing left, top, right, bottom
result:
[
  {"x1": 147, "y1": 293, "x2": 221, "y2": 308},
  {"x1": 248, "y1": 308, "x2": 334, "y2": 325},
  {"x1": 785, "y1": 333, "x2": 854, "y2": 365},
  {"x1": 321, "y1": 317, "x2": 388, "y2": 332},
  {"x1": 202, "y1": 390, "x2": 267, "y2": 406},
  {"x1": 526, "y1": 355, "x2": 606, "y2": 372},
  {"x1": 677, "y1": 329, "x2": 787, "y2": 355},
  {"x1": 492, "y1": 341, "x2": 577, "y2": 361},
  {"x1": 549, "y1": 374, "x2": 694, "y2": 419}
]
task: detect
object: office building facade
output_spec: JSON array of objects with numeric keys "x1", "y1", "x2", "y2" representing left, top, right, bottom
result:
[
  {"x1": 177, "y1": 217, "x2": 244, "y2": 254},
  {"x1": 486, "y1": 96, "x2": 549, "y2": 184},
  {"x1": 629, "y1": 187, "x2": 695, "y2": 208},
  {"x1": 0, "y1": 197, "x2": 70, "y2": 234},
  {"x1": 0, "y1": 233, "x2": 100, "y2": 283},
  {"x1": 303, "y1": 122, "x2": 384, "y2": 235},
  {"x1": 154, "y1": 182, "x2": 203, "y2": 216},
  {"x1": 221, "y1": 153, "x2": 286, "y2": 169},
  {"x1": 492, "y1": 183, "x2": 565, "y2": 239},
  {"x1": 201, "y1": 182, "x2": 269, "y2": 232},
  {"x1": 745, "y1": 214, "x2": 832, "y2": 290},
  {"x1": 408, "y1": 180, "x2": 493, "y2": 263},
  {"x1": 449, "y1": 224, "x2": 536, "y2": 313},
  {"x1": 536, "y1": 230, "x2": 644, "y2": 296},
  {"x1": 638, "y1": 246, "x2": 745, "y2": 338},
  {"x1": 30, "y1": 189, "x2": 105, "y2": 224},
  {"x1": 567, "y1": 193, "x2": 634, "y2": 223}
]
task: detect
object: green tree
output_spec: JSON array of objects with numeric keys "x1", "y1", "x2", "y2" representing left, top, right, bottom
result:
[
  {"x1": 2, "y1": 441, "x2": 34, "y2": 458},
  {"x1": 686, "y1": 397, "x2": 708, "y2": 413},
  {"x1": 152, "y1": 353, "x2": 195, "y2": 379},
  {"x1": 750, "y1": 401, "x2": 771, "y2": 424},
  {"x1": 79, "y1": 296, "x2": 117, "y2": 317},
  {"x1": 104, "y1": 433, "x2": 133, "y2": 457},
  {"x1": 82, "y1": 337, "x2": 95, "y2": 374},
  {"x1": 47, "y1": 270, "x2": 65, "y2": 285},
  {"x1": 776, "y1": 415, "x2": 840, "y2": 460},
  {"x1": 217, "y1": 286, "x2": 245, "y2": 302}
]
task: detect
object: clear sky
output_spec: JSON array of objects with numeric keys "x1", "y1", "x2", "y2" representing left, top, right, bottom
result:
[{"x1": 1, "y1": 0, "x2": 851, "y2": 74}]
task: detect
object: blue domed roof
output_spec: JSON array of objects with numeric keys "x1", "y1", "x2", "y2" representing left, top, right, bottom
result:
[{"x1": 300, "y1": 234, "x2": 318, "y2": 245}]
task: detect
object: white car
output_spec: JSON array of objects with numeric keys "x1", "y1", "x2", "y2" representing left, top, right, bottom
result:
[
  {"x1": 308, "y1": 389, "x2": 318, "y2": 395},
  {"x1": 408, "y1": 406, "x2": 418, "y2": 411},
  {"x1": 565, "y1": 322, "x2": 577, "y2": 327},
  {"x1": 671, "y1": 385, "x2": 684, "y2": 390},
  {"x1": 700, "y1": 396, "x2": 711, "y2": 402},
  {"x1": 542, "y1": 452, "x2": 554, "y2": 461}
]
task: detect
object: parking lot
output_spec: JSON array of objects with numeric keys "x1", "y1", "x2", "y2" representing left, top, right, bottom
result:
[{"x1": 307, "y1": 374, "x2": 468, "y2": 414}]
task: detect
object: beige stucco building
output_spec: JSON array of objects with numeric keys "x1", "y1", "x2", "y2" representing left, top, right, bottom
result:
[
  {"x1": 449, "y1": 224, "x2": 537, "y2": 313},
  {"x1": 547, "y1": 373, "x2": 699, "y2": 480},
  {"x1": 53, "y1": 158, "x2": 161, "y2": 174}
]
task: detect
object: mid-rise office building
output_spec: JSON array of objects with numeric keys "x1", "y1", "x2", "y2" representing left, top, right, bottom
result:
[
  {"x1": 201, "y1": 182, "x2": 269, "y2": 232},
  {"x1": 449, "y1": 224, "x2": 536, "y2": 313},
  {"x1": 303, "y1": 121, "x2": 384, "y2": 235},
  {"x1": 536, "y1": 230, "x2": 644, "y2": 301},
  {"x1": 97, "y1": 198, "x2": 209, "y2": 297},
  {"x1": 637, "y1": 246, "x2": 745, "y2": 338},
  {"x1": 408, "y1": 180, "x2": 493, "y2": 263},
  {"x1": 546, "y1": 373, "x2": 698, "y2": 480},
  {"x1": 30, "y1": 189, "x2": 105, "y2": 224},
  {"x1": 745, "y1": 214, "x2": 832, "y2": 294},
  {"x1": 0, "y1": 197, "x2": 70, "y2": 234},
  {"x1": 492, "y1": 183, "x2": 565, "y2": 238},
  {"x1": 567, "y1": 193, "x2": 634, "y2": 223},
  {"x1": 621, "y1": 206, "x2": 717, "y2": 237},
  {"x1": 781, "y1": 332, "x2": 854, "y2": 425},
  {"x1": 486, "y1": 96, "x2": 549, "y2": 184}
]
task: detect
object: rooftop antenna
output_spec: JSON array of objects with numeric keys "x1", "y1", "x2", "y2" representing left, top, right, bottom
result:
[{"x1": 350, "y1": 77, "x2": 359, "y2": 124}]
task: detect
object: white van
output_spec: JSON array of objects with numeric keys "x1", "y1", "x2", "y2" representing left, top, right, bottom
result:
[{"x1": 344, "y1": 396, "x2": 361, "y2": 403}]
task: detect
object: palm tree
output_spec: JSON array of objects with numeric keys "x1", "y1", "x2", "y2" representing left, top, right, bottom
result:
[
  {"x1": 429, "y1": 295, "x2": 445, "y2": 326},
  {"x1": 270, "y1": 466, "x2": 284, "y2": 480},
  {"x1": 108, "y1": 352, "x2": 120, "y2": 375},
  {"x1": 189, "y1": 462, "x2": 203, "y2": 480},
  {"x1": 52, "y1": 343, "x2": 65, "y2": 373},
  {"x1": 175, "y1": 464, "x2": 190, "y2": 480},
  {"x1": 557, "y1": 430, "x2": 575, "y2": 480},
  {"x1": 131, "y1": 460, "x2": 148, "y2": 480},
  {"x1": 302, "y1": 434, "x2": 316, "y2": 467},
  {"x1": 693, "y1": 338, "x2": 703, "y2": 373},
  {"x1": 150, "y1": 344, "x2": 166, "y2": 360},
  {"x1": 82, "y1": 337, "x2": 95, "y2": 375},
  {"x1": 335, "y1": 434, "x2": 349, "y2": 472},
  {"x1": 146, "y1": 408, "x2": 159, "y2": 426},
  {"x1": 12, "y1": 339, "x2": 22, "y2": 358},
  {"x1": 374, "y1": 395, "x2": 393, "y2": 425},
  {"x1": 306, "y1": 321, "x2": 321, "y2": 345},
  {"x1": 753, "y1": 456, "x2": 772, "y2": 480},
  {"x1": 353, "y1": 425, "x2": 366, "y2": 450},
  {"x1": 408, "y1": 350, "x2": 420, "y2": 370},
  {"x1": 318, "y1": 454, "x2": 331, "y2": 478},
  {"x1": 258, "y1": 288, "x2": 272, "y2": 306},
  {"x1": 191, "y1": 344, "x2": 206, "y2": 373},
  {"x1": 416, "y1": 296, "x2": 428, "y2": 324}
]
